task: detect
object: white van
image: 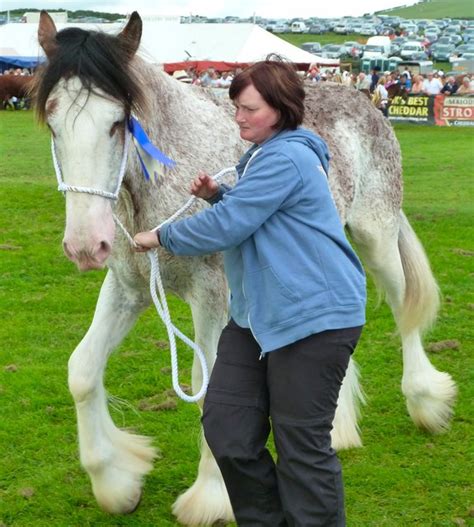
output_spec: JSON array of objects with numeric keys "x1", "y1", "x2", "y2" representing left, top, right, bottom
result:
[
  {"x1": 366, "y1": 36, "x2": 392, "y2": 56},
  {"x1": 291, "y1": 21, "x2": 308, "y2": 33}
]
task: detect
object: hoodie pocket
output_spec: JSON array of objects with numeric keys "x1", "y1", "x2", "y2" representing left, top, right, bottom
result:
[{"x1": 245, "y1": 265, "x2": 299, "y2": 329}]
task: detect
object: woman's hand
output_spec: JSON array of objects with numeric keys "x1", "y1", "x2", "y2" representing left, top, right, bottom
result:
[
  {"x1": 133, "y1": 231, "x2": 160, "y2": 252},
  {"x1": 190, "y1": 170, "x2": 218, "y2": 199}
]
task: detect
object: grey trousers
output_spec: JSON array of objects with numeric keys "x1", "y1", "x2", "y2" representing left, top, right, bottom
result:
[{"x1": 202, "y1": 320, "x2": 362, "y2": 527}]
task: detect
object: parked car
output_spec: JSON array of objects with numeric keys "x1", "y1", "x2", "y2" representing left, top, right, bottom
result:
[
  {"x1": 462, "y1": 28, "x2": 474, "y2": 42},
  {"x1": 443, "y1": 33, "x2": 462, "y2": 45},
  {"x1": 322, "y1": 44, "x2": 345, "y2": 59},
  {"x1": 291, "y1": 21, "x2": 309, "y2": 33},
  {"x1": 400, "y1": 42, "x2": 426, "y2": 60},
  {"x1": 390, "y1": 42, "x2": 401, "y2": 56},
  {"x1": 301, "y1": 42, "x2": 323, "y2": 54},
  {"x1": 410, "y1": 51, "x2": 429, "y2": 61},
  {"x1": 402, "y1": 23, "x2": 419, "y2": 36},
  {"x1": 366, "y1": 36, "x2": 392, "y2": 55},
  {"x1": 362, "y1": 45, "x2": 386, "y2": 59},
  {"x1": 431, "y1": 44, "x2": 456, "y2": 61},
  {"x1": 393, "y1": 36, "x2": 408, "y2": 46},
  {"x1": 361, "y1": 25, "x2": 377, "y2": 36},
  {"x1": 451, "y1": 43, "x2": 474, "y2": 57},
  {"x1": 424, "y1": 31, "x2": 439, "y2": 43},
  {"x1": 425, "y1": 25, "x2": 441, "y2": 35},
  {"x1": 455, "y1": 52, "x2": 474, "y2": 61},
  {"x1": 308, "y1": 23, "x2": 327, "y2": 34},
  {"x1": 445, "y1": 24, "x2": 461, "y2": 34},
  {"x1": 266, "y1": 21, "x2": 289, "y2": 33},
  {"x1": 334, "y1": 23, "x2": 349, "y2": 34},
  {"x1": 343, "y1": 41, "x2": 364, "y2": 58},
  {"x1": 434, "y1": 35, "x2": 455, "y2": 46},
  {"x1": 273, "y1": 23, "x2": 290, "y2": 33}
]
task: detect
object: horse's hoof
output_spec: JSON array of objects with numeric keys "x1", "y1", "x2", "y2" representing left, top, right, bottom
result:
[
  {"x1": 125, "y1": 490, "x2": 142, "y2": 514},
  {"x1": 211, "y1": 521, "x2": 229, "y2": 527}
]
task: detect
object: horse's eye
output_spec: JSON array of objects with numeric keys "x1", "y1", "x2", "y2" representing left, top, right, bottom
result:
[{"x1": 110, "y1": 120, "x2": 124, "y2": 137}]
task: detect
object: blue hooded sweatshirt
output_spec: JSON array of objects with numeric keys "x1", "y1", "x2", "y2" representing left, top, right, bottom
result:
[{"x1": 159, "y1": 127, "x2": 366, "y2": 353}]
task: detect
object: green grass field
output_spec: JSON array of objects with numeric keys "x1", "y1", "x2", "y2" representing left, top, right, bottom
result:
[
  {"x1": 0, "y1": 111, "x2": 473, "y2": 526},
  {"x1": 377, "y1": 0, "x2": 474, "y2": 20}
]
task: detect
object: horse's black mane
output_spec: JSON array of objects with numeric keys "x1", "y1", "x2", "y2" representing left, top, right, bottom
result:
[{"x1": 33, "y1": 27, "x2": 145, "y2": 121}]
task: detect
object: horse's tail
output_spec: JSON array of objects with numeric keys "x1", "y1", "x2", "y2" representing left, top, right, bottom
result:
[{"x1": 397, "y1": 210, "x2": 440, "y2": 335}]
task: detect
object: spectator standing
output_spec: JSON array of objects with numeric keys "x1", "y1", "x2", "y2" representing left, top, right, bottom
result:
[
  {"x1": 422, "y1": 72, "x2": 443, "y2": 95},
  {"x1": 440, "y1": 76, "x2": 459, "y2": 95},
  {"x1": 372, "y1": 76, "x2": 389, "y2": 116},
  {"x1": 199, "y1": 67, "x2": 215, "y2": 87},
  {"x1": 384, "y1": 71, "x2": 399, "y2": 90},
  {"x1": 354, "y1": 72, "x2": 371, "y2": 91},
  {"x1": 369, "y1": 66, "x2": 380, "y2": 93},
  {"x1": 306, "y1": 66, "x2": 320, "y2": 83},
  {"x1": 410, "y1": 74, "x2": 424, "y2": 94},
  {"x1": 400, "y1": 73, "x2": 411, "y2": 92},
  {"x1": 457, "y1": 76, "x2": 474, "y2": 94},
  {"x1": 219, "y1": 71, "x2": 233, "y2": 88}
]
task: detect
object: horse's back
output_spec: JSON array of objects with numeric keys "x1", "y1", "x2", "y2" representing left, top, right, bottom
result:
[{"x1": 303, "y1": 83, "x2": 403, "y2": 224}]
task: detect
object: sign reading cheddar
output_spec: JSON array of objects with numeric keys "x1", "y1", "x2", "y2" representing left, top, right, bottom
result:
[
  {"x1": 388, "y1": 95, "x2": 433, "y2": 124},
  {"x1": 388, "y1": 94, "x2": 474, "y2": 126}
]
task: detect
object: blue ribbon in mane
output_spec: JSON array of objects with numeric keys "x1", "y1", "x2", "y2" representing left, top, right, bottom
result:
[{"x1": 128, "y1": 117, "x2": 176, "y2": 180}]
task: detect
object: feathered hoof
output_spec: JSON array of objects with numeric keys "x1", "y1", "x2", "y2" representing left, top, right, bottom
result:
[
  {"x1": 172, "y1": 476, "x2": 234, "y2": 527},
  {"x1": 84, "y1": 431, "x2": 157, "y2": 515},
  {"x1": 404, "y1": 370, "x2": 457, "y2": 433},
  {"x1": 331, "y1": 420, "x2": 363, "y2": 451}
]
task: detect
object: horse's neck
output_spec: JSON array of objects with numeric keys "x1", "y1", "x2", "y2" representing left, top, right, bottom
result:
[
  {"x1": 120, "y1": 64, "x2": 198, "y2": 228},
  {"x1": 121, "y1": 61, "x2": 242, "y2": 230}
]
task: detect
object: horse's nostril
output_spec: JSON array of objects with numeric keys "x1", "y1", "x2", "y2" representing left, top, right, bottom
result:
[{"x1": 97, "y1": 241, "x2": 111, "y2": 259}]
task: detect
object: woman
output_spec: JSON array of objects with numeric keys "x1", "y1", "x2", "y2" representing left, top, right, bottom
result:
[
  {"x1": 372, "y1": 75, "x2": 389, "y2": 116},
  {"x1": 134, "y1": 59, "x2": 366, "y2": 526},
  {"x1": 457, "y1": 76, "x2": 474, "y2": 94},
  {"x1": 410, "y1": 74, "x2": 424, "y2": 94}
]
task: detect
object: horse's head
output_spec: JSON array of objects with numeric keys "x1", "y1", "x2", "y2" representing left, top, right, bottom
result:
[{"x1": 34, "y1": 11, "x2": 145, "y2": 271}]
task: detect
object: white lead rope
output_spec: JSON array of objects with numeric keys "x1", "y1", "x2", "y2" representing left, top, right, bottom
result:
[{"x1": 52, "y1": 129, "x2": 236, "y2": 403}]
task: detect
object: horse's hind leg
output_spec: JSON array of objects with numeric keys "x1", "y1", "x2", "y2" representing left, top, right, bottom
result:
[
  {"x1": 68, "y1": 270, "x2": 156, "y2": 514},
  {"x1": 172, "y1": 275, "x2": 234, "y2": 526},
  {"x1": 349, "y1": 212, "x2": 456, "y2": 433}
]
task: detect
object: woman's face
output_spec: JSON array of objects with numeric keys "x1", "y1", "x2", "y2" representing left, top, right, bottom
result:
[{"x1": 233, "y1": 83, "x2": 280, "y2": 144}]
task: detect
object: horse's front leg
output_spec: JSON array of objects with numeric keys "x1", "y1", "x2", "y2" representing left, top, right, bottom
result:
[
  {"x1": 172, "y1": 272, "x2": 234, "y2": 526},
  {"x1": 68, "y1": 269, "x2": 156, "y2": 514}
]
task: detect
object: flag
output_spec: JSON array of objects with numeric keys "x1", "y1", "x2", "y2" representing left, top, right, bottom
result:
[{"x1": 128, "y1": 117, "x2": 176, "y2": 180}]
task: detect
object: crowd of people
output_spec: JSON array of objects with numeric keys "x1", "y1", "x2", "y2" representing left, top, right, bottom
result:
[
  {"x1": 0, "y1": 67, "x2": 34, "y2": 76},
  {"x1": 302, "y1": 64, "x2": 474, "y2": 115},
  {"x1": 172, "y1": 67, "x2": 239, "y2": 88}
]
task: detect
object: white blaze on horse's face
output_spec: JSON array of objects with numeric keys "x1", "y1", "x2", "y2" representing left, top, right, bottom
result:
[{"x1": 47, "y1": 77, "x2": 126, "y2": 271}]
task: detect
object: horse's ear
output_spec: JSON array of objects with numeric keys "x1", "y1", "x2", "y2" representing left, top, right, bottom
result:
[
  {"x1": 38, "y1": 10, "x2": 58, "y2": 58},
  {"x1": 118, "y1": 12, "x2": 142, "y2": 59}
]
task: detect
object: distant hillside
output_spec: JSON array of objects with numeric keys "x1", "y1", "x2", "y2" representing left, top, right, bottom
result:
[
  {"x1": 377, "y1": 0, "x2": 474, "y2": 19},
  {"x1": 0, "y1": 8, "x2": 124, "y2": 21}
]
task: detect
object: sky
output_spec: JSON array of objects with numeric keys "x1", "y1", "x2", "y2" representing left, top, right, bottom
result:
[{"x1": 1, "y1": 0, "x2": 419, "y2": 19}]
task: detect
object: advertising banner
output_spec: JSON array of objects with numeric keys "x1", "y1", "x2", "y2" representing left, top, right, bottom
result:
[{"x1": 388, "y1": 94, "x2": 474, "y2": 126}]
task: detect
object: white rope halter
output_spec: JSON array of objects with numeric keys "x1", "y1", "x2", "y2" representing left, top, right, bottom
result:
[{"x1": 51, "y1": 124, "x2": 236, "y2": 403}]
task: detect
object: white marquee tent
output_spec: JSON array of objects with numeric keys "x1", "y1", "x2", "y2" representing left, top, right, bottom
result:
[{"x1": 0, "y1": 20, "x2": 339, "y2": 68}]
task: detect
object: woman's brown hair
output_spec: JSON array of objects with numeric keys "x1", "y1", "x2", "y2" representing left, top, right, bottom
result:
[{"x1": 229, "y1": 56, "x2": 305, "y2": 131}]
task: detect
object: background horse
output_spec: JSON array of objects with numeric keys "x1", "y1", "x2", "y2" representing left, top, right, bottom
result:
[
  {"x1": 33, "y1": 11, "x2": 456, "y2": 526},
  {"x1": 0, "y1": 75, "x2": 32, "y2": 109}
]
